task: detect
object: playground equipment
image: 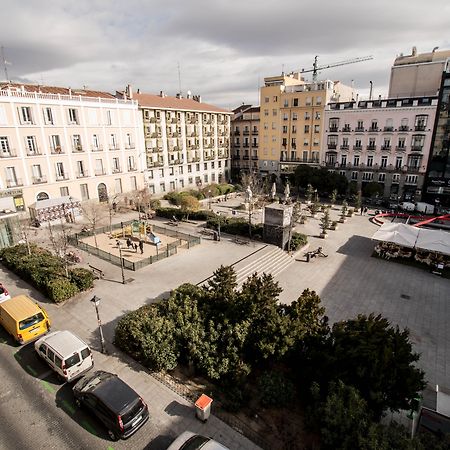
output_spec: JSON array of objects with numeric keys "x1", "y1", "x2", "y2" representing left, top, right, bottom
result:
[{"x1": 147, "y1": 231, "x2": 161, "y2": 245}]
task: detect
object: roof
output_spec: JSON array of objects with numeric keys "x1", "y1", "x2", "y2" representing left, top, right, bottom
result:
[
  {"x1": 393, "y1": 49, "x2": 450, "y2": 66},
  {"x1": 134, "y1": 93, "x2": 230, "y2": 114},
  {"x1": 232, "y1": 104, "x2": 252, "y2": 113},
  {"x1": 0, "y1": 295, "x2": 42, "y2": 320},
  {"x1": 0, "y1": 82, "x2": 115, "y2": 99},
  {"x1": 38, "y1": 330, "x2": 87, "y2": 355}
]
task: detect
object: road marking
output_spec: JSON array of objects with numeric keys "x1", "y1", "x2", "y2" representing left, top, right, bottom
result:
[
  {"x1": 62, "y1": 399, "x2": 76, "y2": 415},
  {"x1": 41, "y1": 380, "x2": 55, "y2": 393},
  {"x1": 81, "y1": 420, "x2": 98, "y2": 436},
  {"x1": 107, "y1": 447, "x2": 115, "y2": 450}
]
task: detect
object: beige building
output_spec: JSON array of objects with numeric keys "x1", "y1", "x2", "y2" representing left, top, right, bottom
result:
[
  {"x1": 231, "y1": 105, "x2": 259, "y2": 178},
  {"x1": 388, "y1": 47, "x2": 450, "y2": 98},
  {"x1": 259, "y1": 73, "x2": 353, "y2": 178},
  {"x1": 0, "y1": 83, "x2": 145, "y2": 215},
  {"x1": 132, "y1": 90, "x2": 231, "y2": 194}
]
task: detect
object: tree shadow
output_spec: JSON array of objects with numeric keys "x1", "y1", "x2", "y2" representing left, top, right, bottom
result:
[{"x1": 143, "y1": 435, "x2": 176, "y2": 450}]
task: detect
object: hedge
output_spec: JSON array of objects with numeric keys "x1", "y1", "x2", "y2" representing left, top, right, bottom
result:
[
  {"x1": 289, "y1": 232, "x2": 308, "y2": 251},
  {"x1": 156, "y1": 207, "x2": 215, "y2": 221},
  {"x1": 0, "y1": 244, "x2": 94, "y2": 303},
  {"x1": 206, "y1": 216, "x2": 263, "y2": 238}
]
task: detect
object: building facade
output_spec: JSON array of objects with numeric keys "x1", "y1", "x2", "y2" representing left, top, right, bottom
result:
[
  {"x1": 423, "y1": 66, "x2": 450, "y2": 207},
  {"x1": 134, "y1": 91, "x2": 231, "y2": 194},
  {"x1": 258, "y1": 72, "x2": 353, "y2": 178},
  {"x1": 389, "y1": 47, "x2": 450, "y2": 98},
  {"x1": 323, "y1": 96, "x2": 438, "y2": 201},
  {"x1": 231, "y1": 105, "x2": 259, "y2": 179},
  {"x1": 0, "y1": 83, "x2": 145, "y2": 214}
]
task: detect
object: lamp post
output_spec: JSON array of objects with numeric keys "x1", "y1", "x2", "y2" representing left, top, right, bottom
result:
[
  {"x1": 116, "y1": 240, "x2": 126, "y2": 284},
  {"x1": 208, "y1": 190, "x2": 212, "y2": 210},
  {"x1": 216, "y1": 211, "x2": 221, "y2": 241},
  {"x1": 91, "y1": 295, "x2": 106, "y2": 354}
]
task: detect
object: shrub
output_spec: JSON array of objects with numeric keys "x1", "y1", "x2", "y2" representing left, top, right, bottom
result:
[
  {"x1": 289, "y1": 232, "x2": 308, "y2": 251},
  {"x1": 46, "y1": 277, "x2": 79, "y2": 303},
  {"x1": 70, "y1": 268, "x2": 94, "y2": 291},
  {"x1": 206, "y1": 216, "x2": 263, "y2": 238},
  {"x1": 149, "y1": 199, "x2": 161, "y2": 209},
  {"x1": 258, "y1": 371, "x2": 295, "y2": 408},
  {"x1": 156, "y1": 207, "x2": 214, "y2": 221}
]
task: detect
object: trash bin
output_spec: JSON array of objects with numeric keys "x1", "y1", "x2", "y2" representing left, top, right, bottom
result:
[
  {"x1": 306, "y1": 253, "x2": 310, "y2": 263},
  {"x1": 195, "y1": 394, "x2": 213, "y2": 422}
]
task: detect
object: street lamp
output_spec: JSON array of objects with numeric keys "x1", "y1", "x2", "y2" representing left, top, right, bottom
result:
[
  {"x1": 216, "y1": 211, "x2": 221, "y2": 241},
  {"x1": 91, "y1": 295, "x2": 106, "y2": 354},
  {"x1": 116, "y1": 240, "x2": 126, "y2": 285},
  {"x1": 208, "y1": 190, "x2": 212, "y2": 210}
]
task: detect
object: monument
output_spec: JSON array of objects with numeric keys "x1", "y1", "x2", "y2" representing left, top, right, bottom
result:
[{"x1": 263, "y1": 202, "x2": 293, "y2": 249}]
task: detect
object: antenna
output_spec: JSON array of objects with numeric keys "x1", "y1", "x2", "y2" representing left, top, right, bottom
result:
[
  {"x1": 1, "y1": 46, "x2": 11, "y2": 82},
  {"x1": 177, "y1": 62, "x2": 182, "y2": 96}
]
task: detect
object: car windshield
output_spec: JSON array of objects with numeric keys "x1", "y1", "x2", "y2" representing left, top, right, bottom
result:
[
  {"x1": 180, "y1": 435, "x2": 210, "y2": 450},
  {"x1": 65, "y1": 353, "x2": 81, "y2": 368},
  {"x1": 19, "y1": 313, "x2": 45, "y2": 330}
]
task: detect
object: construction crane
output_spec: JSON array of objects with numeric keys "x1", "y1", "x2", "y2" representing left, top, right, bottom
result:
[{"x1": 300, "y1": 55, "x2": 373, "y2": 82}]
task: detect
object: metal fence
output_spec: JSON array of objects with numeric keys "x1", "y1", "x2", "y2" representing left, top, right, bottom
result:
[{"x1": 68, "y1": 220, "x2": 201, "y2": 271}]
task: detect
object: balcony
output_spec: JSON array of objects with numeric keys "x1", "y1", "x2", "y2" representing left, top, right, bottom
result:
[
  {"x1": 55, "y1": 174, "x2": 69, "y2": 181},
  {"x1": 406, "y1": 166, "x2": 421, "y2": 173},
  {"x1": 91, "y1": 145, "x2": 103, "y2": 152},
  {"x1": 252, "y1": 155, "x2": 258, "y2": 160},
  {"x1": 327, "y1": 143, "x2": 337, "y2": 150},
  {"x1": 353, "y1": 145, "x2": 362, "y2": 151},
  {"x1": 243, "y1": 143, "x2": 250, "y2": 148},
  {"x1": 26, "y1": 148, "x2": 42, "y2": 156},
  {"x1": 383, "y1": 127, "x2": 394, "y2": 132},
  {"x1": 169, "y1": 159, "x2": 183, "y2": 166},
  {"x1": 232, "y1": 154, "x2": 241, "y2": 160},
  {"x1": 411, "y1": 145, "x2": 423, "y2": 152},
  {"x1": 340, "y1": 145, "x2": 349, "y2": 150},
  {"x1": 6, "y1": 178, "x2": 23, "y2": 187},
  {"x1": 76, "y1": 171, "x2": 88, "y2": 178},
  {"x1": 243, "y1": 130, "x2": 250, "y2": 135},
  {"x1": 112, "y1": 167, "x2": 122, "y2": 173},
  {"x1": 399, "y1": 125, "x2": 409, "y2": 132},
  {"x1": 203, "y1": 154, "x2": 216, "y2": 161},
  {"x1": 342, "y1": 126, "x2": 351, "y2": 132},
  {"x1": 368, "y1": 127, "x2": 379, "y2": 133},
  {"x1": 0, "y1": 149, "x2": 17, "y2": 158},
  {"x1": 32, "y1": 175, "x2": 47, "y2": 184},
  {"x1": 243, "y1": 155, "x2": 250, "y2": 160},
  {"x1": 381, "y1": 145, "x2": 392, "y2": 151},
  {"x1": 395, "y1": 146, "x2": 406, "y2": 152},
  {"x1": 148, "y1": 161, "x2": 163, "y2": 168},
  {"x1": 355, "y1": 127, "x2": 365, "y2": 132},
  {"x1": 329, "y1": 126, "x2": 339, "y2": 132},
  {"x1": 366, "y1": 145, "x2": 377, "y2": 151},
  {"x1": 50, "y1": 146, "x2": 64, "y2": 154},
  {"x1": 128, "y1": 166, "x2": 137, "y2": 172},
  {"x1": 415, "y1": 125, "x2": 426, "y2": 131},
  {"x1": 124, "y1": 143, "x2": 136, "y2": 150},
  {"x1": 188, "y1": 157, "x2": 201, "y2": 163},
  {"x1": 109, "y1": 146, "x2": 120, "y2": 151},
  {"x1": 149, "y1": 117, "x2": 157, "y2": 123},
  {"x1": 72, "y1": 145, "x2": 84, "y2": 153},
  {"x1": 95, "y1": 169, "x2": 106, "y2": 176},
  {"x1": 251, "y1": 130, "x2": 258, "y2": 135}
]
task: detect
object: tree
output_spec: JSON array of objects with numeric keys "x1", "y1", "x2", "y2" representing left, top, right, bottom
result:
[
  {"x1": 47, "y1": 220, "x2": 70, "y2": 277},
  {"x1": 131, "y1": 187, "x2": 153, "y2": 218},
  {"x1": 355, "y1": 190, "x2": 363, "y2": 212},
  {"x1": 340, "y1": 200, "x2": 348, "y2": 220},
  {"x1": 330, "y1": 189, "x2": 338, "y2": 205},
  {"x1": 179, "y1": 194, "x2": 200, "y2": 220},
  {"x1": 329, "y1": 314, "x2": 425, "y2": 418},
  {"x1": 306, "y1": 183, "x2": 315, "y2": 203},
  {"x1": 320, "y1": 207, "x2": 331, "y2": 235},
  {"x1": 204, "y1": 265, "x2": 238, "y2": 319},
  {"x1": 363, "y1": 182, "x2": 384, "y2": 199},
  {"x1": 80, "y1": 201, "x2": 108, "y2": 248}
]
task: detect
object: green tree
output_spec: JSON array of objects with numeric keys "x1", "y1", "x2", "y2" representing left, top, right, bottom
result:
[
  {"x1": 363, "y1": 182, "x2": 384, "y2": 199},
  {"x1": 330, "y1": 189, "x2": 338, "y2": 205},
  {"x1": 306, "y1": 183, "x2": 315, "y2": 203},
  {"x1": 320, "y1": 207, "x2": 331, "y2": 234},
  {"x1": 329, "y1": 314, "x2": 425, "y2": 418},
  {"x1": 179, "y1": 194, "x2": 200, "y2": 220},
  {"x1": 355, "y1": 190, "x2": 363, "y2": 212}
]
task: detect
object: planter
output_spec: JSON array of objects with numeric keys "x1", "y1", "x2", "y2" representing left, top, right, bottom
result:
[
  {"x1": 320, "y1": 232, "x2": 328, "y2": 239},
  {"x1": 339, "y1": 218, "x2": 346, "y2": 223},
  {"x1": 329, "y1": 225, "x2": 337, "y2": 231}
]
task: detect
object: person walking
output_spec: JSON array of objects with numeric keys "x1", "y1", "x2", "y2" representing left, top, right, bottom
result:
[
  {"x1": 133, "y1": 243, "x2": 138, "y2": 253},
  {"x1": 139, "y1": 239, "x2": 144, "y2": 254},
  {"x1": 126, "y1": 237, "x2": 132, "y2": 249}
]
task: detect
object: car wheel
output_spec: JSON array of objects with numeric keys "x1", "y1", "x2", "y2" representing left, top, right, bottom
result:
[
  {"x1": 107, "y1": 429, "x2": 119, "y2": 441},
  {"x1": 75, "y1": 398, "x2": 81, "y2": 408}
]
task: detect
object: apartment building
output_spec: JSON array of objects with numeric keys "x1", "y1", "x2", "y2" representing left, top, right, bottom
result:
[
  {"x1": 323, "y1": 96, "x2": 438, "y2": 201},
  {"x1": 133, "y1": 91, "x2": 231, "y2": 194},
  {"x1": 0, "y1": 83, "x2": 145, "y2": 214},
  {"x1": 423, "y1": 66, "x2": 450, "y2": 207},
  {"x1": 389, "y1": 47, "x2": 450, "y2": 98},
  {"x1": 231, "y1": 105, "x2": 259, "y2": 178},
  {"x1": 259, "y1": 72, "x2": 353, "y2": 178}
]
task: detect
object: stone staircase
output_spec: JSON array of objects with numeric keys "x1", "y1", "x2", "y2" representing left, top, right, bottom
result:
[{"x1": 233, "y1": 244, "x2": 295, "y2": 288}]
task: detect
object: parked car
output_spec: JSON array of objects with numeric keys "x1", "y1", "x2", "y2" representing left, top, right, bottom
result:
[
  {"x1": 167, "y1": 431, "x2": 230, "y2": 450},
  {"x1": 34, "y1": 330, "x2": 94, "y2": 382},
  {"x1": 73, "y1": 370, "x2": 149, "y2": 440},
  {"x1": 0, "y1": 283, "x2": 11, "y2": 303}
]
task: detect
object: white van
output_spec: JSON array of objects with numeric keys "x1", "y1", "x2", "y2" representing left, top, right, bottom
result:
[{"x1": 34, "y1": 330, "x2": 94, "y2": 382}]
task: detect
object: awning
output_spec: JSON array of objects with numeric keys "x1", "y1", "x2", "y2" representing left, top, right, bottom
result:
[{"x1": 372, "y1": 223, "x2": 420, "y2": 248}]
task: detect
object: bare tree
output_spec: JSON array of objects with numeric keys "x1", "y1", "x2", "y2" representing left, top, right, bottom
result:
[
  {"x1": 240, "y1": 171, "x2": 268, "y2": 198},
  {"x1": 80, "y1": 201, "x2": 108, "y2": 248},
  {"x1": 47, "y1": 219, "x2": 70, "y2": 277},
  {"x1": 130, "y1": 188, "x2": 153, "y2": 219},
  {"x1": 15, "y1": 218, "x2": 32, "y2": 256}
]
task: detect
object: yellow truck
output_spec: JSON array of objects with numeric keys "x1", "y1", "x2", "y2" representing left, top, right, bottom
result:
[{"x1": 0, "y1": 295, "x2": 51, "y2": 344}]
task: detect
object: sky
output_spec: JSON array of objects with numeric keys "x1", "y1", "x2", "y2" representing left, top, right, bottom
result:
[{"x1": 1, "y1": 0, "x2": 449, "y2": 109}]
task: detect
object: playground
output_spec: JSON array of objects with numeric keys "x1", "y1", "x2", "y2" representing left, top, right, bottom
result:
[{"x1": 72, "y1": 220, "x2": 201, "y2": 270}]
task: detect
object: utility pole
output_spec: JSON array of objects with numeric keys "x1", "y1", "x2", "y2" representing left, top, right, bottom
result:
[
  {"x1": 91, "y1": 296, "x2": 106, "y2": 354},
  {"x1": 116, "y1": 240, "x2": 126, "y2": 284},
  {"x1": 1, "y1": 46, "x2": 10, "y2": 81}
]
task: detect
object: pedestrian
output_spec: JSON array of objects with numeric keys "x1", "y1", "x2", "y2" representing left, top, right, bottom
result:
[
  {"x1": 364, "y1": 207, "x2": 368, "y2": 215},
  {"x1": 126, "y1": 237, "x2": 132, "y2": 249},
  {"x1": 139, "y1": 240, "x2": 144, "y2": 254},
  {"x1": 134, "y1": 243, "x2": 138, "y2": 253},
  {"x1": 360, "y1": 206, "x2": 364, "y2": 215}
]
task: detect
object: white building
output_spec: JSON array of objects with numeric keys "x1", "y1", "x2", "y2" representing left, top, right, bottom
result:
[
  {"x1": 0, "y1": 83, "x2": 145, "y2": 214},
  {"x1": 132, "y1": 90, "x2": 231, "y2": 194},
  {"x1": 323, "y1": 96, "x2": 438, "y2": 201}
]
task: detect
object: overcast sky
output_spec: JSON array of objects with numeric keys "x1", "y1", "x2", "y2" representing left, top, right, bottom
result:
[{"x1": 1, "y1": 0, "x2": 449, "y2": 109}]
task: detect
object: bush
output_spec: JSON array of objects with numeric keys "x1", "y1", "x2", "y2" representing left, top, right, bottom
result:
[
  {"x1": 70, "y1": 268, "x2": 94, "y2": 291},
  {"x1": 258, "y1": 371, "x2": 295, "y2": 408},
  {"x1": 156, "y1": 207, "x2": 214, "y2": 221},
  {"x1": 149, "y1": 199, "x2": 161, "y2": 209},
  {"x1": 206, "y1": 216, "x2": 263, "y2": 238},
  {"x1": 46, "y1": 277, "x2": 79, "y2": 303},
  {"x1": 289, "y1": 232, "x2": 308, "y2": 251}
]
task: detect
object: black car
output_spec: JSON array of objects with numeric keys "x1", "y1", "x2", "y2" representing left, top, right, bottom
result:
[{"x1": 73, "y1": 370, "x2": 149, "y2": 440}]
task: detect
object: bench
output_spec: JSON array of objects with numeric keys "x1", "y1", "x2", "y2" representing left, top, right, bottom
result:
[{"x1": 88, "y1": 264, "x2": 105, "y2": 279}]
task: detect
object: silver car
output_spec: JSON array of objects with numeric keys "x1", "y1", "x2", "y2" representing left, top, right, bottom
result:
[{"x1": 167, "y1": 431, "x2": 230, "y2": 450}]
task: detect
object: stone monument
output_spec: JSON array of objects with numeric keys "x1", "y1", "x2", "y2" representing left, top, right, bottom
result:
[{"x1": 263, "y1": 202, "x2": 293, "y2": 249}]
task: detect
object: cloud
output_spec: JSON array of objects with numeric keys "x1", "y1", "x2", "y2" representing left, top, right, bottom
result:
[{"x1": 1, "y1": 0, "x2": 449, "y2": 107}]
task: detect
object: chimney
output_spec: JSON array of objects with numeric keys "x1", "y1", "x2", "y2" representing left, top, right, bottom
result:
[
  {"x1": 412, "y1": 46, "x2": 417, "y2": 56},
  {"x1": 176, "y1": 93, "x2": 181, "y2": 99},
  {"x1": 137, "y1": 88, "x2": 140, "y2": 94},
  {"x1": 192, "y1": 94, "x2": 201, "y2": 103},
  {"x1": 160, "y1": 91, "x2": 165, "y2": 98},
  {"x1": 126, "y1": 84, "x2": 133, "y2": 99},
  {"x1": 186, "y1": 90, "x2": 192, "y2": 99}
]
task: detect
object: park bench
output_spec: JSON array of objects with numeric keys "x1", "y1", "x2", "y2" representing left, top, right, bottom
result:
[{"x1": 88, "y1": 264, "x2": 105, "y2": 279}]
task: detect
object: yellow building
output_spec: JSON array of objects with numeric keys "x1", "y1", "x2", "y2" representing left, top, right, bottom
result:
[{"x1": 259, "y1": 73, "x2": 353, "y2": 177}]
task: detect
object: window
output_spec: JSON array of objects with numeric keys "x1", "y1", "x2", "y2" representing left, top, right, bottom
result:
[
  {"x1": 76, "y1": 160, "x2": 86, "y2": 177},
  {"x1": 112, "y1": 158, "x2": 120, "y2": 172},
  {"x1": 329, "y1": 118, "x2": 339, "y2": 130},
  {"x1": 304, "y1": 125, "x2": 310, "y2": 133},
  {"x1": 19, "y1": 106, "x2": 33, "y2": 124},
  {"x1": 106, "y1": 110, "x2": 112, "y2": 125},
  {"x1": 381, "y1": 156, "x2": 388, "y2": 168},
  {"x1": 292, "y1": 112, "x2": 298, "y2": 121},
  {"x1": 392, "y1": 173, "x2": 400, "y2": 183},
  {"x1": 304, "y1": 112, "x2": 310, "y2": 120},
  {"x1": 31, "y1": 164, "x2": 43, "y2": 182},
  {"x1": 159, "y1": 168, "x2": 164, "y2": 177},
  {"x1": 50, "y1": 135, "x2": 61, "y2": 152},
  {"x1": 316, "y1": 96, "x2": 322, "y2": 105},
  {"x1": 170, "y1": 181, "x2": 175, "y2": 190},
  {"x1": 149, "y1": 184, "x2": 155, "y2": 194},
  {"x1": 371, "y1": 119, "x2": 378, "y2": 131},
  {"x1": 415, "y1": 115, "x2": 428, "y2": 130},
  {"x1": 305, "y1": 97, "x2": 311, "y2": 106},
  {"x1": 400, "y1": 118, "x2": 409, "y2": 130},
  {"x1": 68, "y1": 108, "x2": 79, "y2": 125},
  {"x1": 405, "y1": 175, "x2": 418, "y2": 184},
  {"x1": 395, "y1": 156, "x2": 402, "y2": 169},
  {"x1": 273, "y1": 96, "x2": 278, "y2": 102},
  {"x1": 72, "y1": 134, "x2": 82, "y2": 151},
  {"x1": 264, "y1": 97, "x2": 269, "y2": 103},
  {"x1": 110, "y1": 134, "x2": 117, "y2": 149},
  {"x1": 355, "y1": 139, "x2": 362, "y2": 148},
  {"x1": 272, "y1": 122, "x2": 276, "y2": 130},
  {"x1": 0, "y1": 136, "x2": 10, "y2": 154},
  {"x1": 264, "y1": 109, "x2": 269, "y2": 116},
  {"x1": 127, "y1": 156, "x2": 135, "y2": 171},
  {"x1": 179, "y1": 179, "x2": 184, "y2": 188},
  {"x1": 291, "y1": 98, "x2": 298, "y2": 107},
  {"x1": 384, "y1": 118, "x2": 393, "y2": 131},
  {"x1": 283, "y1": 113, "x2": 289, "y2": 121},
  {"x1": 412, "y1": 135, "x2": 425, "y2": 150},
  {"x1": 341, "y1": 155, "x2": 347, "y2": 166},
  {"x1": 126, "y1": 133, "x2": 133, "y2": 147},
  {"x1": 95, "y1": 159, "x2": 104, "y2": 175},
  {"x1": 272, "y1": 109, "x2": 277, "y2": 116},
  {"x1": 397, "y1": 137, "x2": 405, "y2": 149},
  {"x1": 357, "y1": 120, "x2": 364, "y2": 130},
  {"x1": 315, "y1": 112, "x2": 321, "y2": 120},
  {"x1": 362, "y1": 172, "x2": 373, "y2": 181},
  {"x1": 378, "y1": 173, "x2": 386, "y2": 182},
  {"x1": 282, "y1": 125, "x2": 288, "y2": 133},
  {"x1": 60, "y1": 186, "x2": 69, "y2": 197},
  {"x1": 44, "y1": 107, "x2": 54, "y2": 125},
  {"x1": 26, "y1": 136, "x2": 38, "y2": 155},
  {"x1": 382, "y1": 138, "x2": 390, "y2": 149},
  {"x1": 283, "y1": 99, "x2": 288, "y2": 107},
  {"x1": 5, "y1": 166, "x2": 18, "y2": 186},
  {"x1": 351, "y1": 171, "x2": 358, "y2": 180},
  {"x1": 204, "y1": 162, "x2": 208, "y2": 170},
  {"x1": 115, "y1": 178, "x2": 122, "y2": 194},
  {"x1": 160, "y1": 182, "x2": 166, "y2": 192},
  {"x1": 56, "y1": 162, "x2": 65, "y2": 179},
  {"x1": 204, "y1": 174, "x2": 208, "y2": 183},
  {"x1": 188, "y1": 165, "x2": 192, "y2": 173},
  {"x1": 92, "y1": 134, "x2": 100, "y2": 149},
  {"x1": 353, "y1": 155, "x2": 360, "y2": 166},
  {"x1": 367, "y1": 156, "x2": 373, "y2": 167},
  {"x1": 314, "y1": 125, "x2": 320, "y2": 133}
]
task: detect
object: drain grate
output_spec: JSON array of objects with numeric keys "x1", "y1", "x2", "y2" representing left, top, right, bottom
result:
[{"x1": 400, "y1": 294, "x2": 411, "y2": 300}]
